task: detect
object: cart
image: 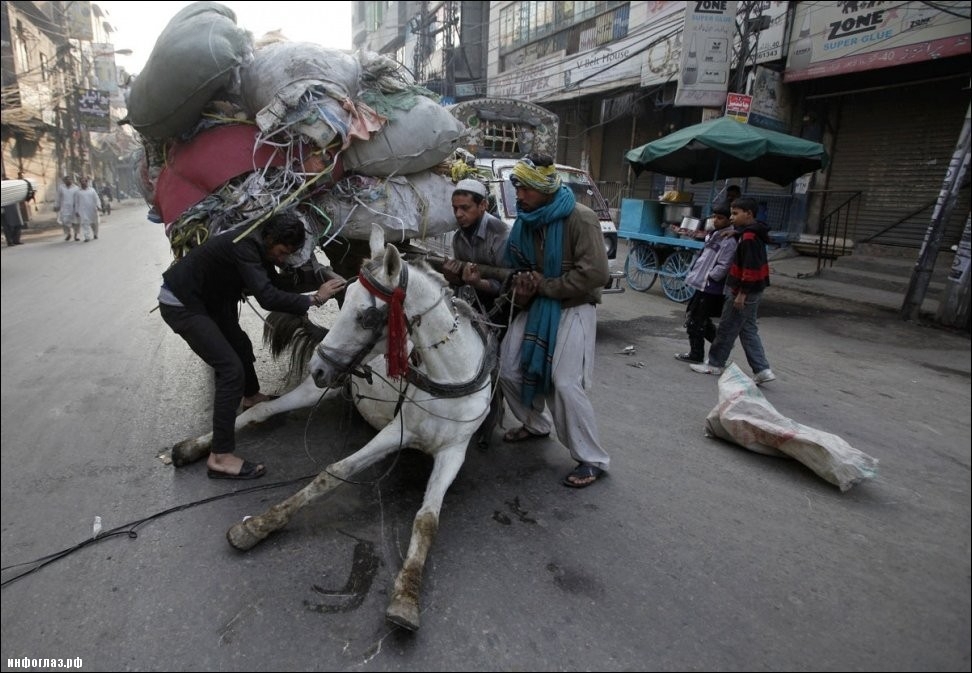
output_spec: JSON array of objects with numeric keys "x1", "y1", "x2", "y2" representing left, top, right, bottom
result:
[{"x1": 617, "y1": 198, "x2": 703, "y2": 303}]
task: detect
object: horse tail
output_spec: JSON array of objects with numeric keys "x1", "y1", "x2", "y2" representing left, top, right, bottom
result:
[{"x1": 262, "y1": 312, "x2": 328, "y2": 382}]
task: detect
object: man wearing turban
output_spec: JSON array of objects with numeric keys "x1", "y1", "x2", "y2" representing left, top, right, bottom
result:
[{"x1": 498, "y1": 153, "x2": 611, "y2": 488}]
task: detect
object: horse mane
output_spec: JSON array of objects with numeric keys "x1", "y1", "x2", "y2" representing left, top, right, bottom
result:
[{"x1": 262, "y1": 312, "x2": 328, "y2": 383}]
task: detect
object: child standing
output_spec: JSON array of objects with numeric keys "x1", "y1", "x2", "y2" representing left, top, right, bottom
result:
[{"x1": 675, "y1": 205, "x2": 737, "y2": 364}]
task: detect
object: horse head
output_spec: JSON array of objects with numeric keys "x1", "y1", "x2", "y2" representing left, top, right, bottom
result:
[{"x1": 309, "y1": 226, "x2": 410, "y2": 389}]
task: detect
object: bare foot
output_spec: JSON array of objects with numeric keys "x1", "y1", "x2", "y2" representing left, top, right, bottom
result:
[{"x1": 206, "y1": 453, "x2": 265, "y2": 478}]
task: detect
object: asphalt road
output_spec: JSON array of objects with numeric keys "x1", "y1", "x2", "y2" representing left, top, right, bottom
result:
[{"x1": 1, "y1": 204, "x2": 969, "y2": 672}]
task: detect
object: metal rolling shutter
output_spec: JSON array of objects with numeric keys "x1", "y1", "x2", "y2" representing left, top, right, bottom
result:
[{"x1": 825, "y1": 81, "x2": 970, "y2": 249}]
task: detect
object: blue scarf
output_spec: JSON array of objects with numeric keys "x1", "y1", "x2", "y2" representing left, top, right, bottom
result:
[{"x1": 505, "y1": 186, "x2": 575, "y2": 405}]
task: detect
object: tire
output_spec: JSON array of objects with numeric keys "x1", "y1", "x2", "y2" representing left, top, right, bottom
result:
[
  {"x1": 624, "y1": 243, "x2": 658, "y2": 292},
  {"x1": 660, "y1": 250, "x2": 698, "y2": 303}
]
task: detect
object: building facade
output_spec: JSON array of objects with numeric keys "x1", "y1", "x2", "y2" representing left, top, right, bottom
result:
[{"x1": 352, "y1": 0, "x2": 970, "y2": 250}]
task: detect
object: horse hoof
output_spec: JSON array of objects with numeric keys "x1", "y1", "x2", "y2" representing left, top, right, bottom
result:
[
  {"x1": 171, "y1": 440, "x2": 206, "y2": 467},
  {"x1": 386, "y1": 598, "x2": 420, "y2": 631},
  {"x1": 226, "y1": 521, "x2": 265, "y2": 551}
]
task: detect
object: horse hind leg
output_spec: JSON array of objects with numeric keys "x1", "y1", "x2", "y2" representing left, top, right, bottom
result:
[
  {"x1": 169, "y1": 375, "x2": 329, "y2": 467},
  {"x1": 385, "y1": 446, "x2": 465, "y2": 631},
  {"x1": 226, "y1": 426, "x2": 413, "y2": 551}
]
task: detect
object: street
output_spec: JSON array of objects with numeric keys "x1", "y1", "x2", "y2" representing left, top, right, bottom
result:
[{"x1": 1, "y1": 203, "x2": 970, "y2": 672}]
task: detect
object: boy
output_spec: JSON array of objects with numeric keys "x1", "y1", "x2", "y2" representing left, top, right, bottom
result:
[
  {"x1": 675, "y1": 204, "x2": 736, "y2": 364},
  {"x1": 690, "y1": 197, "x2": 775, "y2": 385}
]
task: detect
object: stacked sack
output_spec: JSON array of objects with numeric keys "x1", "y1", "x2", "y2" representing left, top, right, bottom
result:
[{"x1": 124, "y1": 1, "x2": 466, "y2": 262}]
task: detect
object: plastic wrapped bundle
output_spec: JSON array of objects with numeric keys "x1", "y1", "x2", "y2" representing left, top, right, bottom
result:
[
  {"x1": 126, "y1": 2, "x2": 252, "y2": 139},
  {"x1": 313, "y1": 171, "x2": 459, "y2": 243},
  {"x1": 241, "y1": 41, "x2": 365, "y2": 149}
]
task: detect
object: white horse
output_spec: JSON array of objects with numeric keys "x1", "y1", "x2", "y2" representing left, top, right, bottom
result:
[{"x1": 214, "y1": 227, "x2": 495, "y2": 631}]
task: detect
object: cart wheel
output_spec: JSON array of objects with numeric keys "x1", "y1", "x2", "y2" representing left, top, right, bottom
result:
[
  {"x1": 660, "y1": 250, "x2": 698, "y2": 303},
  {"x1": 624, "y1": 243, "x2": 658, "y2": 292}
]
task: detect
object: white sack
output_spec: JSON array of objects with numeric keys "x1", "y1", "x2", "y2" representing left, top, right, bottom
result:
[
  {"x1": 704, "y1": 364, "x2": 878, "y2": 491},
  {"x1": 241, "y1": 41, "x2": 361, "y2": 148},
  {"x1": 342, "y1": 96, "x2": 465, "y2": 177},
  {"x1": 315, "y1": 171, "x2": 458, "y2": 243}
]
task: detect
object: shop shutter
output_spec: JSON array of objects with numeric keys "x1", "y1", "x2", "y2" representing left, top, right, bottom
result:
[{"x1": 825, "y1": 81, "x2": 969, "y2": 249}]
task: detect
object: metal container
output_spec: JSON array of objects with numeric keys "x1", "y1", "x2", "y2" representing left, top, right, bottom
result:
[
  {"x1": 680, "y1": 216, "x2": 702, "y2": 232},
  {"x1": 663, "y1": 203, "x2": 695, "y2": 223}
]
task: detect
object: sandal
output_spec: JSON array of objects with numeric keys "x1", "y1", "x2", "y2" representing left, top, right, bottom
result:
[
  {"x1": 563, "y1": 463, "x2": 604, "y2": 488},
  {"x1": 502, "y1": 426, "x2": 550, "y2": 443}
]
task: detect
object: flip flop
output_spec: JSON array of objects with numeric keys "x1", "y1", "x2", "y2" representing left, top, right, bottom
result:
[
  {"x1": 241, "y1": 394, "x2": 280, "y2": 410},
  {"x1": 207, "y1": 460, "x2": 266, "y2": 480},
  {"x1": 502, "y1": 426, "x2": 550, "y2": 443},
  {"x1": 562, "y1": 463, "x2": 604, "y2": 488}
]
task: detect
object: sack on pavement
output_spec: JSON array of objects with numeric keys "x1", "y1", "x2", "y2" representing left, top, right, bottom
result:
[{"x1": 704, "y1": 363, "x2": 878, "y2": 491}]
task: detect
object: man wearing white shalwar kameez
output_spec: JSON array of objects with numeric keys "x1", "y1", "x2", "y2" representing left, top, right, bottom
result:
[{"x1": 75, "y1": 177, "x2": 101, "y2": 242}]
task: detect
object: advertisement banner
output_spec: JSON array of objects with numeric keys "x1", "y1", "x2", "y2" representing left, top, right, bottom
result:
[
  {"x1": 784, "y1": 1, "x2": 971, "y2": 82},
  {"x1": 748, "y1": 66, "x2": 789, "y2": 132},
  {"x1": 77, "y1": 89, "x2": 111, "y2": 131},
  {"x1": 675, "y1": 1, "x2": 739, "y2": 107}
]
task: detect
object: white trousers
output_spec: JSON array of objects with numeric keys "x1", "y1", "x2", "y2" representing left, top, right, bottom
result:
[{"x1": 499, "y1": 303, "x2": 609, "y2": 470}]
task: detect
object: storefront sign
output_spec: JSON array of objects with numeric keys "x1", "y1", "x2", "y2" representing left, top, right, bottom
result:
[
  {"x1": 725, "y1": 93, "x2": 752, "y2": 122},
  {"x1": 675, "y1": 1, "x2": 739, "y2": 108},
  {"x1": 785, "y1": 1, "x2": 971, "y2": 82}
]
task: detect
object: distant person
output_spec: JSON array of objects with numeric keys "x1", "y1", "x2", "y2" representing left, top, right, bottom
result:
[
  {"x1": 75, "y1": 177, "x2": 101, "y2": 242},
  {"x1": 675, "y1": 204, "x2": 737, "y2": 364},
  {"x1": 100, "y1": 184, "x2": 113, "y2": 215},
  {"x1": 2, "y1": 204, "x2": 24, "y2": 246},
  {"x1": 690, "y1": 197, "x2": 775, "y2": 385},
  {"x1": 498, "y1": 153, "x2": 611, "y2": 488},
  {"x1": 55, "y1": 174, "x2": 80, "y2": 241},
  {"x1": 158, "y1": 213, "x2": 346, "y2": 480},
  {"x1": 715, "y1": 184, "x2": 741, "y2": 212}
]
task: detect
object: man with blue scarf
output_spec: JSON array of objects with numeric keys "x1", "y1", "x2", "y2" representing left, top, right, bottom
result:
[{"x1": 498, "y1": 154, "x2": 611, "y2": 488}]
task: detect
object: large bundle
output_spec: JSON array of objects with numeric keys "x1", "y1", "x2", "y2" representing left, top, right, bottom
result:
[
  {"x1": 313, "y1": 171, "x2": 458, "y2": 242},
  {"x1": 342, "y1": 96, "x2": 465, "y2": 177},
  {"x1": 125, "y1": 2, "x2": 463, "y2": 257},
  {"x1": 241, "y1": 41, "x2": 367, "y2": 149},
  {"x1": 125, "y1": 2, "x2": 251, "y2": 140}
]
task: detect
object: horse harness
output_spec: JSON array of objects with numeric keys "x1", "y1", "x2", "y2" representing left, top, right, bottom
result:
[{"x1": 315, "y1": 259, "x2": 497, "y2": 399}]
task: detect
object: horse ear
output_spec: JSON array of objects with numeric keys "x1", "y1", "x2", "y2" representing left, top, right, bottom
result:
[
  {"x1": 382, "y1": 242, "x2": 402, "y2": 280},
  {"x1": 369, "y1": 224, "x2": 386, "y2": 259}
]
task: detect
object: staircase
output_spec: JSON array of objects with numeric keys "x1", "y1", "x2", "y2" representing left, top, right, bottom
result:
[{"x1": 769, "y1": 244, "x2": 955, "y2": 318}]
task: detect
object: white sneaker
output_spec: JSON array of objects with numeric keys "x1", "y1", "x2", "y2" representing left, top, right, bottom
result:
[
  {"x1": 689, "y1": 363, "x2": 723, "y2": 376},
  {"x1": 753, "y1": 368, "x2": 776, "y2": 385}
]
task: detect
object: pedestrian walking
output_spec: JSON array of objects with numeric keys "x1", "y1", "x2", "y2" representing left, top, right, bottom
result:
[
  {"x1": 75, "y1": 177, "x2": 101, "y2": 242},
  {"x1": 55, "y1": 175, "x2": 80, "y2": 241}
]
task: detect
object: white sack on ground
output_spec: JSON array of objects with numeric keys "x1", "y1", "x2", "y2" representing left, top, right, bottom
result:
[
  {"x1": 126, "y1": 2, "x2": 252, "y2": 139},
  {"x1": 342, "y1": 96, "x2": 465, "y2": 177},
  {"x1": 241, "y1": 41, "x2": 361, "y2": 148},
  {"x1": 704, "y1": 364, "x2": 878, "y2": 491},
  {"x1": 314, "y1": 171, "x2": 458, "y2": 243}
]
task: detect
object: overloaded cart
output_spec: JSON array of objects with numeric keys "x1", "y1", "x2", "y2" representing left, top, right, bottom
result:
[{"x1": 618, "y1": 197, "x2": 703, "y2": 303}]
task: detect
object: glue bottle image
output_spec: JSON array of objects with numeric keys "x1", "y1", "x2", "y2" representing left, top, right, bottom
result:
[{"x1": 682, "y1": 34, "x2": 699, "y2": 85}]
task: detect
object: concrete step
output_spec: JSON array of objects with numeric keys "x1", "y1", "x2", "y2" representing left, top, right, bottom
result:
[{"x1": 819, "y1": 265, "x2": 946, "y2": 298}]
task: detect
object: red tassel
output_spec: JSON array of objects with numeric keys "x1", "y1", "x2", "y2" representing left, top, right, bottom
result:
[{"x1": 386, "y1": 286, "x2": 409, "y2": 378}]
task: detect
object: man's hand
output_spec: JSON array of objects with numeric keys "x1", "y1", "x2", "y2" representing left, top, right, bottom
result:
[
  {"x1": 442, "y1": 258, "x2": 464, "y2": 285},
  {"x1": 512, "y1": 270, "x2": 542, "y2": 306},
  {"x1": 733, "y1": 292, "x2": 747, "y2": 310},
  {"x1": 461, "y1": 262, "x2": 482, "y2": 286},
  {"x1": 314, "y1": 278, "x2": 347, "y2": 305}
]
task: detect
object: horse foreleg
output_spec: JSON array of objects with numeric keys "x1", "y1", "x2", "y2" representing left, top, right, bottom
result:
[
  {"x1": 170, "y1": 375, "x2": 330, "y2": 467},
  {"x1": 386, "y1": 445, "x2": 466, "y2": 631},
  {"x1": 226, "y1": 424, "x2": 417, "y2": 551}
]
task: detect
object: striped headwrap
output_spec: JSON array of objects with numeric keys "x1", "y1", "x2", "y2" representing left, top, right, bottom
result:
[{"x1": 510, "y1": 158, "x2": 561, "y2": 194}]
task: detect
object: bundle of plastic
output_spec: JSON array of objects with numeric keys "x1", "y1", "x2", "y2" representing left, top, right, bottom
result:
[
  {"x1": 125, "y1": 2, "x2": 252, "y2": 140},
  {"x1": 312, "y1": 171, "x2": 459, "y2": 243}
]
